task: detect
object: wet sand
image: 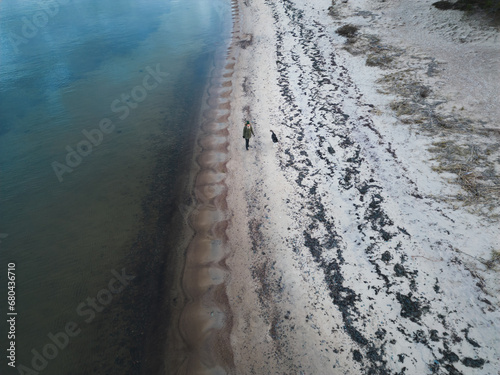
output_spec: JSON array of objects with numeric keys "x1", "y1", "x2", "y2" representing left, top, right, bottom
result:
[{"x1": 168, "y1": 1, "x2": 240, "y2": 373}]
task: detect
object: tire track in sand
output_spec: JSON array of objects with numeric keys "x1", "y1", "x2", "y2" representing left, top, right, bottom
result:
[{"x1": 176, "y1": 1, "x2": 240, "y2": 374}]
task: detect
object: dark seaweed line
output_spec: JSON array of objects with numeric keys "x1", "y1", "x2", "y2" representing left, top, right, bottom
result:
[
  {"x1": 264, "y1": 0, "x2": 488, "y2": 374},
  {"x1": 267, "y1": 0, "x2": 413, "y2": 372}
]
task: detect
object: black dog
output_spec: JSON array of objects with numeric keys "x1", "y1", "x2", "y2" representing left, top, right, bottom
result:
[{"x1": 271, "y1": 130, "x2": 279, "y2": 143}]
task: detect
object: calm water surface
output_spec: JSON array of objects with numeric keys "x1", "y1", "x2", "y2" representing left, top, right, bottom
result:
[{"x1": 0, "y1": 0, "x2": 231, "y2": 373}]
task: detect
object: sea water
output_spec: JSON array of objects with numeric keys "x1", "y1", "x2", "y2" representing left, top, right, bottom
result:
[{"x1": 0, "y1": 0, "x2": 231, "y2": 373}]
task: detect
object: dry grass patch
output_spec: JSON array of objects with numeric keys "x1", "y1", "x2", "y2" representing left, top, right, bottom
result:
[
  {"x1": 373, "y1": 45, "x2": 499, "y2": 215},
  {"x1": 336, "y1": 24, "x2": 359, "y2": 38},
  {"x1": 483, "y1": 250, "x2": 500, "y2": 270}
]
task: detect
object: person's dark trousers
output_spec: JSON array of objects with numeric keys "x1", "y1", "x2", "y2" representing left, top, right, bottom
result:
[{"x1": 245, "y1": 138, "x2": 249, "y2": 150}]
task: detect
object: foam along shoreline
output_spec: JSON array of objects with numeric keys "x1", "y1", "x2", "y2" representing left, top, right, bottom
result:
[{"x1": 173, "y1": 1, "x2": 240, "y2": 373}]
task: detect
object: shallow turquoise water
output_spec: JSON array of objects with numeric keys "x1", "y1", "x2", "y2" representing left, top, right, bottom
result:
[{"x1": 0, "y1": 0, "x2": 231, "y2": 373}]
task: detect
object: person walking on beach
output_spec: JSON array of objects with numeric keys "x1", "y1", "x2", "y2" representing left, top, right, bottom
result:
[{"x1": 243, "y1": 121, "x2": 255, "y2": 150}]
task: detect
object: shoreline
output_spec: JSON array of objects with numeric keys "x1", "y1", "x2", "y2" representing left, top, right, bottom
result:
[
  {"x1": 225, "y1": 0, "x2": 499, "y2": 373},
  {"x1": 168, "y1": 1, "x2": 240, "y2": 373}
]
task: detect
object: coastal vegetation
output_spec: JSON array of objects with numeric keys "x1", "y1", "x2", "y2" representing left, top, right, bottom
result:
[
  {"x1": 434, "y1": 0, "x2": 500, "y2": 13},
  {"x1": 331, "y1": 0, "x2": 500, "y2": 217}
]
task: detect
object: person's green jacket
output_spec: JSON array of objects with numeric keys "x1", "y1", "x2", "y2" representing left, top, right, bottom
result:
[{"x1": 243, "y1": 125, "x2": 255, "y2": 139}]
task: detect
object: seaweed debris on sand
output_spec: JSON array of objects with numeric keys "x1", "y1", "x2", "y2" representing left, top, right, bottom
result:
[{"x1": 224, "y1": 0, "x2": 499, "y2": 374}]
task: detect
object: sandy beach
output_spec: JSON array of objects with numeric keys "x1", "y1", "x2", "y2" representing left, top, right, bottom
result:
[{"x1": 174, "y1": 0, "x2": 499, "y2": 374}]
